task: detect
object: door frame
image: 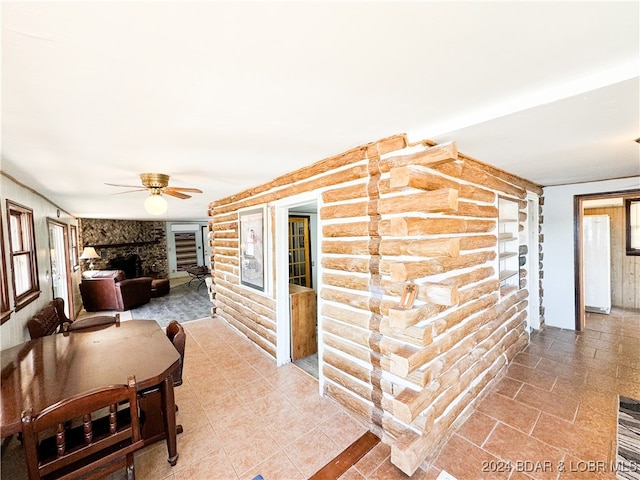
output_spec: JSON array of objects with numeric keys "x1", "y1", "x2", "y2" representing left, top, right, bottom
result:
[
  {"x1": 47, "y1": 218, "x2": 73, "y2": 318},
  {"x1": 274, "y1": 194, "x2": 319, "y2": 368},
  {"x1": 526, "y1": 192, "x2": 540, "y2": 330},
  {"x1": 573, "y1": 188, "x2": 640, "y2": 330}
]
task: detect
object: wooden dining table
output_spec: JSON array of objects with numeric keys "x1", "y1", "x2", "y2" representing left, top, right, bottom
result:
[{"x1": 0, "y1": 319, "x2": 180, "y2": 466}]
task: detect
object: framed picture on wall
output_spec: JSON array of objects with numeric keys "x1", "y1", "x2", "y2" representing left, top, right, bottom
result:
[{"x1": 239, "y1": 207, "x2": 266, "y2": 291}]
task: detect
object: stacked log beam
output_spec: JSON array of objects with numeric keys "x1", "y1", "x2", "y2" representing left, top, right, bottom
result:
[{"x1": 208, "y1": 135, "x2": 540, "y2": 477}]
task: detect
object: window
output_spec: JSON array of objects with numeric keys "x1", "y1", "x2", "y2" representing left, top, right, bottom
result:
[
  {"x1": 6, "y1": 201, "x2": 40, "y2": 310},
  {"x1": 70, "y1": 225, "x2": 79, "y2": 269},
  {"x1": 0, "y1": 218, "x2": 11, "y2": 324},
  {"x1": 626, "y1": 198, "x2": 640, "y2": 256}
]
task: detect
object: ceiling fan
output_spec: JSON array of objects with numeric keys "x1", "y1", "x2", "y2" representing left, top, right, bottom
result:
[{"x1": 105, "y1": 173, "x2": 203, "y2": 215}]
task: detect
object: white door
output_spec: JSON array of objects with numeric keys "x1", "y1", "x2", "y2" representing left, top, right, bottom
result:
[
  {"x1": 583, "y1": 215, "x2": 611, "y2": 314},
  {"x1": 48, "y1": 220, "x2": 71, "y2": 317}
]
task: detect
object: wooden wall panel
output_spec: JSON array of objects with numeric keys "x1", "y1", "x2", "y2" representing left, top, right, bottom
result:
[{"x1": 207, "y1": 134, "x2": 541, "y2": 476}]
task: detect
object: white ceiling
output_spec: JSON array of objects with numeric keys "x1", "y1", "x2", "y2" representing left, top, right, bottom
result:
[{"x1": 2, "y1": 1, "x2": 639, "y2": 221}]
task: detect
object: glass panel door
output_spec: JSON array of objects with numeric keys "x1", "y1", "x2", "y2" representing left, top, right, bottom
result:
[{"x1": 288, "y1": 216, "x2": 311, "y2": 287}]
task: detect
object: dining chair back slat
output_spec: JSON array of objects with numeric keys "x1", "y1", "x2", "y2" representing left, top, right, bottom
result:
[{"x1": 21, "y1": 375, "x2": 144, "y2": 480}]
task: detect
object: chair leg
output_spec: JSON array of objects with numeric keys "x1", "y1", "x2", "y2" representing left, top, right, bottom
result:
[{"x1": 125, "y1": 453, "x2": 135, "y2": 480}]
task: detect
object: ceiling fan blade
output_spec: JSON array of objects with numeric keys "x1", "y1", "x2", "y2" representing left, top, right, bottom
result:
[
  {"x1": 111, "y1": 189, "x2": 147, "y2": 195},
  {"x1": 164, "y1": 190, "x2": 191, "y2": 199},
  {"x1": 166, "y1": 186, "x2": 203, "y2": 193},
  {"x1": 105, "y1": 182, "x2": 144, "y2": 188}
]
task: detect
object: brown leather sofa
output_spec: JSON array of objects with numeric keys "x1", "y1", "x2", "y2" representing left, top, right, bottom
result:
[{"x1": 80, "y1": 270, "x2": 153, "y2": 312}]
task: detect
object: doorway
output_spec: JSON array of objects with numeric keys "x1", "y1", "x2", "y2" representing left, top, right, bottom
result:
[
  {"x1": 574, "y1": 189, "x2": 640, "y2": 330},
  {"x1": 167, "y1": 223, "x2": 209, "y2": 277},
  {"x1": 274, "y1": 197, "x2": 320, "y2": 378},
  {"x1": 47, "y1": 219, "x2": 72, "y2": 318},
  {"x1": 289, "y1": 207, "x2": 318, "y2": 377}
]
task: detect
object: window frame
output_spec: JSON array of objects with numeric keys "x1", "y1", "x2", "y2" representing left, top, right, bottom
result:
[
  {"x1": 6, "y1": 200, "x2": 40, "y2": 311},
  {"x1": 70, "y1": 224, "x2": 79, "y2": 270},
  {"x1": 0, "y1": 217, "x2": 12, "y2": 324},
  {"x1": 625, "y1": 197, "x2": 640, "y2": 256}
]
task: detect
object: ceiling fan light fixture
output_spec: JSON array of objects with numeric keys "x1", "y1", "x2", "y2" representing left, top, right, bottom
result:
[{"x1": 144, "y1": 191, "x2": 168, "y2": 215}]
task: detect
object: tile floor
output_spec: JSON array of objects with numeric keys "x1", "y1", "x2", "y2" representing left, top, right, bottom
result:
[{"x1": 2, "y1": 307, "x2": 639, "y2": 479}]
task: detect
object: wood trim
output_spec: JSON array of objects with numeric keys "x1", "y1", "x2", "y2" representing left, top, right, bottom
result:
[
  {"x1": 625, "y1": 197, "x2": 640, "y2": 256},
  {"x1": 308, "y1": 431, "x2": 380, "y2": 480},
  {"x1": 573, "y1": 195, "x2": 583, "y2": 331}
]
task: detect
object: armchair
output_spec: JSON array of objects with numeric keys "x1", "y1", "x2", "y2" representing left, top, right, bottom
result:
[{"x1": 80, "y1": 270, "x2": 153, "y2": 312}]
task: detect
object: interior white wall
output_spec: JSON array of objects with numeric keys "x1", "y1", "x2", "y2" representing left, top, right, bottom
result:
[
  {"x1": 542, "y1": 176, "x2": 640, "y2": 330},
  {"x1": 1, "y1": 175, "x2": 79, "y2": 349}
]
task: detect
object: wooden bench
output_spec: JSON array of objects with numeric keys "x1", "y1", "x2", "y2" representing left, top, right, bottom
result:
[{"x1": 27, "y1": 298, "x2": 118, "y2": 340}]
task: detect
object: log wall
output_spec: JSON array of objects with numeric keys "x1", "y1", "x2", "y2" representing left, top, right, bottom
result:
[{"x1": 208, "y1": 134, "x2": 542, "y2": 476}]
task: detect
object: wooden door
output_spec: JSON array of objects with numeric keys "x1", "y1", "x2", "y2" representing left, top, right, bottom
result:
[{"x1": 289, "y1": 284, "x2": 317, "y2": 360}]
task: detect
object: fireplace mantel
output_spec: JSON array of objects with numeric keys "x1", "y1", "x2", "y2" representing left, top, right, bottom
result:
[{"x1": 89, "y1": 240, "x2": 158, "y2": 249}]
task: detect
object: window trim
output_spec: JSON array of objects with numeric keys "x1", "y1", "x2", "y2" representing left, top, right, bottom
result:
[
  {"x1": 0, "y1": 217, "x2": 12, "y2": 324},
  {"x1": 70, "y1": 224, "x2": 79, "y2": 270},
  {"x1": 6, "y1": 200, "x2": 40, "y2": 311},
  {"x1": 625, "y1": 197, "x2": 640, "y2": 256}
]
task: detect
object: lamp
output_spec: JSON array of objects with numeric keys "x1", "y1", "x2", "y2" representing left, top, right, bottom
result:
[
  {"x1": 144, "y1": 191, "x2": 168, "y2": 215},
  {"x1": 79, "y1": 246, "x2": 100, "y2": 270}
]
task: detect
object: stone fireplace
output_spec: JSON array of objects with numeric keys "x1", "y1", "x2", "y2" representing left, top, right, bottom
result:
[{"x1": 78, "y1": 218, "x2": 168, "y2": 278}]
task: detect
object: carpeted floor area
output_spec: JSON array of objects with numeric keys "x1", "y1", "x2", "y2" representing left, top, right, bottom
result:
[
  {"x1": 618, "y1": 396, "x2": 640, "y2": 480},
  {"x1": 129, "y1": 281, "x2": 213, "y2": 327}
]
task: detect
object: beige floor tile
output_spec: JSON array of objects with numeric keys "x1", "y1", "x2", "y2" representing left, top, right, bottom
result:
[
  {"x1": 351, "y1": 442, "x2": 392, "y2": 478},
  {"x1": 240, "y1": 450, "x2": 305, "y2": 480},
  {"x1": 455, "y1": 410, "x2": 499, "y2": 447},
  {"x1": 483, "y1": 423, "x2": 564, "y2": 480},
  {"x1": 434, "y1": 434, "x2": 510, "y2": 480},
  {"x1": 172, "y1": 445, "x2": 237, "y2": 480},
  {"x1": 285, "y1": 427, "x2": 342, "y2": 479},
  {"x1": 3, "y1": 310, "x2": 638, "y2": 480},
  {"x1": 220, "y1": 425, "x2": 281, "y2": 476},
  {"x1": 319, "y1": 409, "x2": 369, "y2": 452},
  {"x1": 477, "y1": 391, "x2": 541, "y2": 434}
]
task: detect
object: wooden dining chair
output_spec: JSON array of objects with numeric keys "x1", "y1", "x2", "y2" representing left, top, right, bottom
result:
[
  {"x1": 20, "y1": 375, "x2": 144, "y2": 480},
  {"x1": 138, "y1": 320, "x2": 186, "y2": 444},
  {"x1": 165, "y1": 320, "x2": 186, "y2": 387}
]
